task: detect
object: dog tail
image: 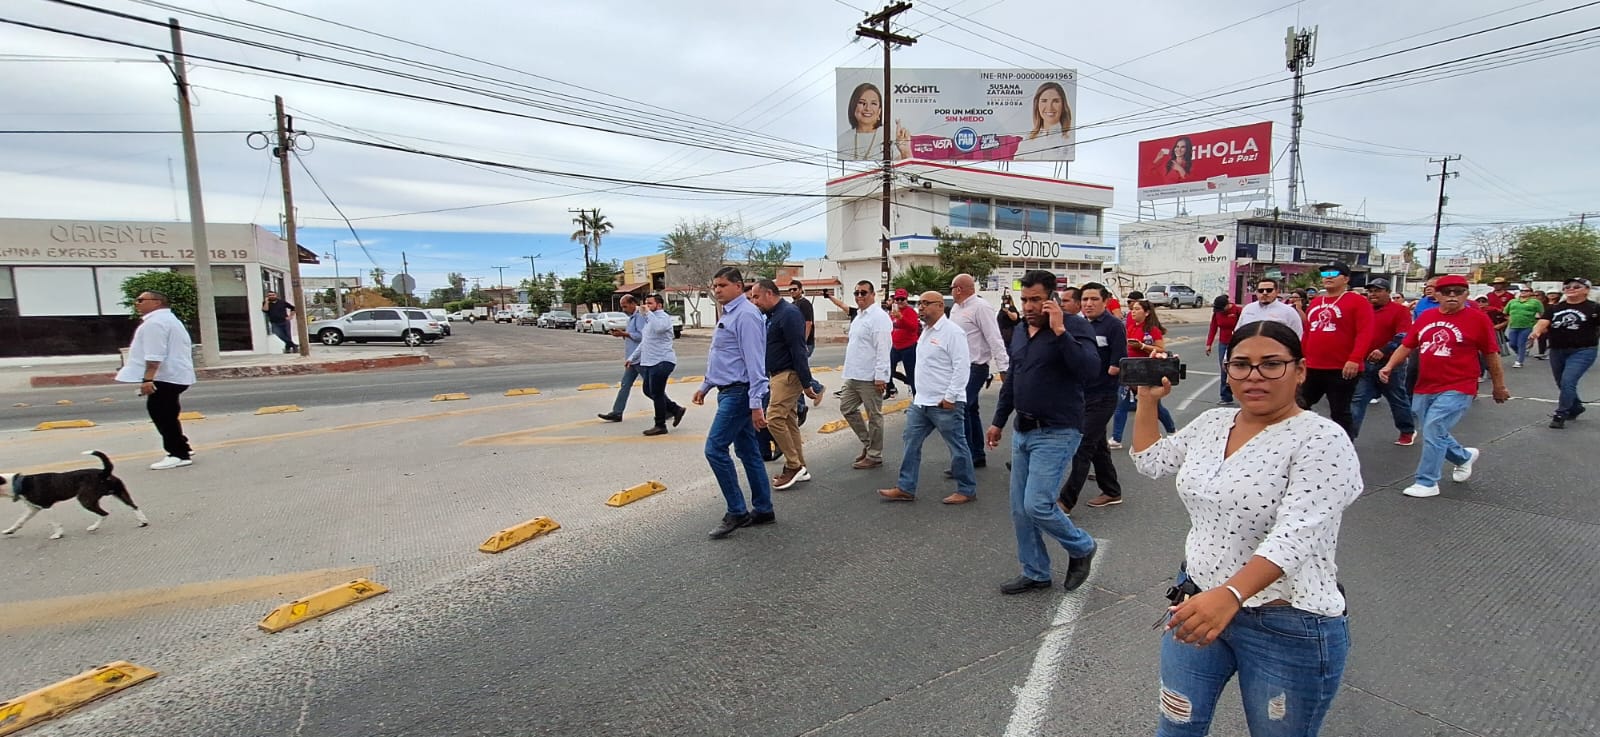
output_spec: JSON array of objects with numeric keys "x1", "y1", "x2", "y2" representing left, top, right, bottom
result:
[{"x1": 81, "y1": 450, "x2": 113, "y2": 477}]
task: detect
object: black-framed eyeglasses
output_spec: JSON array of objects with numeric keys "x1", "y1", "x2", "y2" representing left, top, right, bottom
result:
[
  {"x1": 1225, "y1": 359, "x2": 1293, "y2": 380},
  {"x1": 853, "y1": 290, "x2": 870, "y2": 297}
]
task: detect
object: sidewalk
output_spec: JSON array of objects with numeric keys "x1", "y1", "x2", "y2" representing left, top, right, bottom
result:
[{"x1": 0, "y1": 344, "x2": 430, "y2": 391}]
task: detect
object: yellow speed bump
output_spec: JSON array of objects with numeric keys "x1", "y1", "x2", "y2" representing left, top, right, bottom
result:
[
  {"x1": 884, "y1": 398, "x2": 912, "y2": 414},
  {"x1": 95, "y1": 397, "x2": 115, "y2": 404},
  {"x1": 478, "y1": 516, "x2": 560, "y2": 553},
  {"x1": 54, "y1": 400, "x2": 72, "y2": 406},
  {"x1": 255, "y1": 404, "x2": 303, "y2": 415},
  {"x1": 812, "y1": 366, "x2": 834, "y2": 373},
  {"x1": 0, "y1": 661, "x2": 158, "y2": 736},
  {"x1": 818, "y1": 418, "x2": 852, "y2": 434},
  {"x1": 178, "y1": 411, "x2": 205, "y2": 421},
  {"x1": 431, "y1": 392, "x2": 470, "y2": 402},
  {"x1": 504, "y1": 387, "x2": 541, "y2": 397},
  {"x1": 33, "y1": 420, "x2": 94, "y2": 432},
  {"x1": 606, "y1": 480, "x2": 666, "y2": 507},
  {"x1": 577, "y1": 382, "x2": 614, "y2": 391},
  {"x1": 258, "y1": 578, "x2": 388, "y2": 633}
]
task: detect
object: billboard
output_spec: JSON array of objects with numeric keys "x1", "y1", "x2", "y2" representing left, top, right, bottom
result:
[
  {"x1": 1136, "y1": 122, "x2": 1273, "y2": 201},
  {"x1": 836, "y1": 68, "x2": 1077, "y2": 162}
]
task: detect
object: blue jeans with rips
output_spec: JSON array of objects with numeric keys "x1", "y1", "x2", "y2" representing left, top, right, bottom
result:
[
  {"x1": 1550, "y1": 346, "x2": 1596, "y2": 419},
  {"x1": 704, "y1": 384, "x2": 772, "y2": 516},
  {"x1": 1008, "y1": 426, "x2": 1095, "y2": 582},
  {"x1": 1350, "y1": 360, "x2": 1414, "y2": 437},
  {"x1": 1411, "y1": 390, "x2": 1474, "y2": 488},
  {"x1": 1156, "y1": 606, "x2": 1349, "y2": 736},
  {"x1": 896, "y1": 403, "x2": 976, "y2": 498}
]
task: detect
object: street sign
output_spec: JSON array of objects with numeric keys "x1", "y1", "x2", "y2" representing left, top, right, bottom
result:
[
  {"x1": 1443, "y1": 256, "x2": 1472, "y2": 275},
  {"x1": 391, "y1": 274, "x2": 416, "y2": 294}
]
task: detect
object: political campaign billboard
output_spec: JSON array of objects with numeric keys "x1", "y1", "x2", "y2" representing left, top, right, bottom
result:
[
  {"x1": 836, "y1": 68, "x2": 1078, "y2": 162},
  {"x1": 1136, "y1": 122, "x2": 1273, "y2": 201}
]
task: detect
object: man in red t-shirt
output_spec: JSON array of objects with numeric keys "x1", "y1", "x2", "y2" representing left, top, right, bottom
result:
[
  {"x1": 1483, "y1": 277, "x2": 1514, "y2": 313},
  {"x1": 1379, "y1": 274, "x2": 1509, "y2": 498},
  {"x1": 887, "y1": 288, "x2": 921, "y2": 398},
  {"x1": 1350, "y1": 278, "x2": 1416, "y2": 444},
  {"x1": 1299, "y1": 262, "x2": 1375, "y2": 436}
]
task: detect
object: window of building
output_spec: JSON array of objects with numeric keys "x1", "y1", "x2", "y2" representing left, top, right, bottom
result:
[
  {"x1": 0, "y1": 267, "x2": 12, "y2": 300},
  {"x1": 994, "y1": 200, "x2": 1026, "y2": 231},
  {"x1": 1053, "y1": 207, "x2": 1101, "y2": 237},
  {"x1": 13, "y1": 267, "x2": 99, "y2": 316},
  {"x1": 948, "y1": 197, "x2": 991, "y2": 229}
]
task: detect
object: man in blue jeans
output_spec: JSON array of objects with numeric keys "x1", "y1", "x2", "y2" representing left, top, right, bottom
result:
[
  {"x1": 986, "y1": 270, "x2": 1101, "y2": 594},
  {"x1": 878, "y1": 291, "x2": 976, "y2": 504},
  {"x1": 948, "y1": 273, "x2": 1009, "y2": 471},
  {"x1": 693, "y1": 267, "x2": 773, "y2": 539},
  {"x1": 598, "y1": 295, "x2": 645, "y2": 423},
  {"x1": 1350, "y1": 278, "x2": 1416, "y2": 445},
  {"x1": 1530, "y1": 277, "x2": 1599, "y2": 428},
  {"x1": 1379, "y1": 274, "x2": 1509, "y2": 498}
]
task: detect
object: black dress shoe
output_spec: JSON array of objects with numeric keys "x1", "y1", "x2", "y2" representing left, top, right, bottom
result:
[
  {"x1": 1000, "y1": 575, "x2": 1054, "y2": 595},
  {"x1": 597, "y1": 412, "x2": 623, "y2": 422},
  {"x1": 671, "y1": 405, "x2": 687, "y2": 427},
  {"x1": 750, "y1": 511, "x2": 776, "y2": 525},
  {"x1": 972, "y1": 459, "x2": 986, "y2": 469},
  {"x1": 1062, "y1": 546, "x2": 1097, "y2": 592},
  {"x1": 709, "y1": 513, "x2": 752, "y2": 539},
  {"x1": 643, "y1": 426, "x2": 668, "y2": 436}
]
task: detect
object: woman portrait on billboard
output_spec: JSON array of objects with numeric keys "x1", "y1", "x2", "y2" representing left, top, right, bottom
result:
[
  {"x1": 1148, "y1": 135, "x2": 1194, "y2": 183},
  {"x1": 838, "y1": 82, "x2": 909, "y2": 161},
  {"x1": 1013, "y1": 81, "x2": 1073, "y2": 161}
]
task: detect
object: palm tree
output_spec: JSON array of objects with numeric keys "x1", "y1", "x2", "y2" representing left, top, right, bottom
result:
[
  {"x1": 573, "y1": 209, "x2": 614, "y2": 266},
  {"x1": 890, "y1": 264, "x2": 954, "y2": 296}
]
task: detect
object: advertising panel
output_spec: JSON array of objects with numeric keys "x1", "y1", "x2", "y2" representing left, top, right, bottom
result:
[
  {"x1": 836, "y1": 68, "x2": 1077, "y2": 162},
  {"x1": 1136, "y1": 122, "x2": 1273, "y2": 201}
]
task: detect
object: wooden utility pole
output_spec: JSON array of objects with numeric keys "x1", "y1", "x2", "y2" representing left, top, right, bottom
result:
[
  {"x1": 273, "y1": 95, "x2": 310, "y2": 356},
  {"x1": 1426, "y1": 155, "x2": 1461, "y2": 278},
  {"x1": 160, "y1": 19, "x2": 220, "y2": 366},
  {"x1": 568, "y1": 208, "x2": 592, "y2": 271},
  {"x1": 856, "y1": 3, "x2": 916, "y2": 298}
]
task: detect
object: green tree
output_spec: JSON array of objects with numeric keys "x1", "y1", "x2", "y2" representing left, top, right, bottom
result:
[
  {"x1": 891, "y1": 264, "x2": 954, "y2": 295},
  {"x1": 745, "y1": 240, "x2": 792, "y2": 279},
  {"x1": 661, "y1": 217, "x2": 740, "y2": 326},
  {"x1": 1510, "y1": 224, "x2": 1600, "y2": 282},
  {"x1": 119, "y1": 270, "x2": 198, "y2": 326},
  {"x1": 522, "y1": 271, "x2": 560, "y2": 313},
  {"x1": 561, "y1": 262, "x2": 620, "y2": 312},
  {"x1": 370, "y1": 267, "x2": 387, "y2": 288},
  {"x1": 933, "y1": 227, "x2": 1002, "y2": 279},
  {"x1": 571, "y1": 209, "x2": 615, "y2": 267}
]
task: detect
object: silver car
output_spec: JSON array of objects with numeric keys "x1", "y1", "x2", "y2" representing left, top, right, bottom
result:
[{"x1": 312, "y1": 308, "x2": 444, "y2": 347}]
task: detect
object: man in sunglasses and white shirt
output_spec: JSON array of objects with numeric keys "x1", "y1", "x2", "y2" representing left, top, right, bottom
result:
[
  {"x1": 839, "y1": 280, "x2": 894, "y2": 469},
  {"x1": 1237, "y1": 277, "x2": 1304, "y2": 337}
]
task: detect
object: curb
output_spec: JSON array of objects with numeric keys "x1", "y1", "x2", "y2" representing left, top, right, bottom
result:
[
  {"x1": 28, "y1": 355, "x2": 432, "y2": 388},
  {"x1": 0, "y1": 661, "x2": 158, "y2": 736},
  {"x1": 257, "y1": 578, "x2": 389, "y2": 633}
]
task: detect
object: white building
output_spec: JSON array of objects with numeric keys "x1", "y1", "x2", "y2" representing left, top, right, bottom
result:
[
  {"x1": 0, "y1": 218, "x2": 309, "y2": 358},
  {"x1": 1114, "y1": 204, "x2": 1388, "y2": 304},
  {"x1": 825, "y1": 161, "x2": 1115, "y2": 294}
]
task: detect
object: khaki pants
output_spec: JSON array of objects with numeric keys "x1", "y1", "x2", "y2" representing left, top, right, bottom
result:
[
  {"x1": 767, "y1": 369, "x2": 806, "y2": 471},
  {"x1": 839, "y1": 378, "x2": 884, "y2": 459}
]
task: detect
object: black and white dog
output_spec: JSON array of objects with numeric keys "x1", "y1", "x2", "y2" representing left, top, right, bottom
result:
[{"x1": 2, "y1": 451, "x2": 149, "y2": 540}]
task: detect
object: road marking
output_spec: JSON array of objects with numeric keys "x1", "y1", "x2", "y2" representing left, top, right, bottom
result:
[
  {"x1": 468, "y1": 433, "x2": 705, "y2": 447},
  {"x1": 1175, "y1": 377, "x2": 1220, "y2": 411},
  {"x1": 1002, "y1": 542, "x2": 1104, "y2": 737}
]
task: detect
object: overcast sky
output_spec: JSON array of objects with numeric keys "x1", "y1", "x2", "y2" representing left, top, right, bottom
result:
[{"x1": 3, "y1": 0, "x2": 1596, "y2": 291}]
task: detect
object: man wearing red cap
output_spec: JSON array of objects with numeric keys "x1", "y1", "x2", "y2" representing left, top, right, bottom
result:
[
  {"x1": 887, "y1": 287, "x2": 921, "y2": 398},
  {"x1": 1300, "y1": 262, "x2": 1375, "y2": 436},
  {"x1": 1379, "y1": 274, "x2": 1509, "y2": 498}
]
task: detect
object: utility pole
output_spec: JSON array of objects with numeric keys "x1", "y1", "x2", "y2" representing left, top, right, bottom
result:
[
  {"x1": 1426, "y1": 155, "x2": 1462, "y2": 277},
  {"x1": 856, "y1": 2, "x2": 916, "y2": 298},
  {"x1": 158, "y1": 19, "x2": 220, "y2": 367},
  {"x1": 1573, "y1": 212, "x2": 1598, "y2": 232},
  {"x1": 250, "y1": 95, "x2": 312, "y2": 357},
  {"x1": 493, "y1": 265, "x2": 510, "y2": 310},
  {"x1": 326, "y1": 240, "x2": 343, "y2": 317},
  {"x1": 568, "y1": 208, "x2": 592, "y2": 271},
  {"x1": 1284, "y1": 26, "x2": 1318, "y2": 212},
  {"x1": 522, "y1": 253, "x2": 541, "y2": 282},
  {"x1": 400, "y1": 251, "x2": 412, "y2": 307}
]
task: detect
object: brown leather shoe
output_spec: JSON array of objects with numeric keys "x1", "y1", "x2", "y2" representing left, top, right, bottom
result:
[
  {"x1": 1086, "y1": 494, "x2": 1122, "y2": 508},
  {"x1": 854, "y1": 449, "x2": 868, "y2": 463},
  {"x1": 853, "y1": 456, "x2": 883, "y2": 469},
  {"x1": 941, "y1": 493, "x2": 974, "y2": 504},
  {"x1": 878, "y1": 487, "x2": 915, "y2": 501}
]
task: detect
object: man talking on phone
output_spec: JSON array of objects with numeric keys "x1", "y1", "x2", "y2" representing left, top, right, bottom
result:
[{"x1": 988, "y1": 270, "x2": 1101, "y2": 594}]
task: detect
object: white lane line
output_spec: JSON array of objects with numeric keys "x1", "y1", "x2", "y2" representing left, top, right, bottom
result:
[
  {"x1": 1175, "y1": 376, "x2": 1219, "y2": 412},
  {"x1": 1002, "y1": 541, "x2": 1104, "y2": 737}
]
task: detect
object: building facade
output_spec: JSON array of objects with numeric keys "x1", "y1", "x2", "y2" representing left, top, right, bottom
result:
[{"x1": 0, "y1": 218, "x2": 299, "y2": 358}]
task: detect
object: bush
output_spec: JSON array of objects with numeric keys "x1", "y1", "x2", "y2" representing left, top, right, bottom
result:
[{"x1": 120, "y1": 271, "x2": 198, "y2": 325}]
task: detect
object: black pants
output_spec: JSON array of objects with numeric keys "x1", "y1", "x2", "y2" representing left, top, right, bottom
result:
[
  {"x1": 147, "y1": 381, "x2": 192, "y2": 460},
  {"x1": 1300, "y1": 368, "x2": 1357, "y2": 436},
  {"x1": 640, "y1": 362, "x2": 681, "y2": 428},
  {"x1": 1060, "y1": 390, "x2": 1121, "y2": 508}
]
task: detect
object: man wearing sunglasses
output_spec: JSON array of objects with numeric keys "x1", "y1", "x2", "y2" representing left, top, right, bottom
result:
[
  {"x1": 1300, "y1": 262, "x2": 1374, "y2": 437},
  {"x1": 1379, "y1": 274, "x2": 1508, "y2": 498},
  {"x1": 839, "y1": 281, "x2": 894, "y2": 468},
  {"x1": 1236, "y1": 277, "x2": 1304, "y2": 337},
  {"x1": 114, "y1": 291, "x2": 197, "y2": 470},
  {"x1": 1529, "y1": 277, "x2": 1599, "y2": 429}
]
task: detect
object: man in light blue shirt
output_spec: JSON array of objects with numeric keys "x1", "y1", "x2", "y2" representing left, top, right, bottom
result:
[
  {"x1": 627, "y1": 294, "x2": 686, "y2": 436},
  {"x1": 115, "y1": 290, "x2": 198, "y2": 470},
  {"x1": 598, "y1": 295, "x2": 644, "y2": 423},
  {"x1": 693, "y1": 267, "x2": 772, "y2": 539}
]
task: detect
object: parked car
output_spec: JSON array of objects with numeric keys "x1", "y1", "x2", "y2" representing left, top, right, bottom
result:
[
  {"x1": 312, "y1": 308, "x2": 444, "y2": 347},
  {"x1": 494, "y1": 310, "x2": 515, "y2": 323},
  {"x1": 589, "y1": 311, "x2": 629, "y2": 334},
  {"x1": 425, "y1": 308, "x2": 451, "y2": 336},
  {"x1": 576, "y1": 313, "x2": 601, "y2": 332},
  {"x1": 539, "y1": 310, "x2": 577, "y2": 329},
  {"x1": 516, "y1": 312, "x2": 539, "y2": 326},
  {"x1": 1145, "y1": 284, "x2": 1205, "y2": 308}
]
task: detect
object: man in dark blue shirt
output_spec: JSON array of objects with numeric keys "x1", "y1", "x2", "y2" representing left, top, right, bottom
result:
[
  {"x1": 1058, "y1": 282, "x2": 1126, "y2": 513},
  {"x1": 750, "y1": 279, "x2": 816, "y2": 491},
  {"x1": 986, "y1": 270, "x2": 1101, "y2": 595}
]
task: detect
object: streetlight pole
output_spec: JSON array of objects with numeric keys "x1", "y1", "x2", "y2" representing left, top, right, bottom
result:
[
  {"x1": 326, "y1": 240, "x2": 343, "y2": 317},
  {"x1": 492, "y1": 265, "x2": 510, "y2": 311}
]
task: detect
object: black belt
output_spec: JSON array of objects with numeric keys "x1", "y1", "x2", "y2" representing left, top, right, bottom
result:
[
  {"x1": 1015, "y1": 413, "x2": 1053, "y2": 432},
  {"x1": 714, "y1": 381, "x2": 749, "y2": 390}
]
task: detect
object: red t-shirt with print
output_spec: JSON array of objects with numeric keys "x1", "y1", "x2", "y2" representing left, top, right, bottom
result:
[
  {"x1": 890, "y1": 304, "x2": 920, "y2": 350},
  {"x1": 1405, "y1": 306, "x2": 1498, "y2": 395},
  {"x1": 1302, "y1": 290, "x2": 1375, "y2": 369}
]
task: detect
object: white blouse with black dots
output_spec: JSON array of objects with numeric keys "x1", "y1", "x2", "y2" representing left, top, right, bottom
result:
[{"x1": 1131, "y1": 408, "x2": 1362, "y2": 617}]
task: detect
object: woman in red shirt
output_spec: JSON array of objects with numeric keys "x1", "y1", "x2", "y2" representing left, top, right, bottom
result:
[
  {"x1": 1205, "y1": 294, "x2": 1243, "y2": 404},
  {"x1": 1112, "y1": 300, "x2": 1176, "y2": 447},
  {"x1": 887, "y1": 289, "x2": 920, "y2": 398}
]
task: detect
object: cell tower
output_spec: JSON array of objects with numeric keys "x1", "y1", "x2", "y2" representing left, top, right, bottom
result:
[{"x1": 1285, "y1": 26, "x2": 1317, "y2": 211}]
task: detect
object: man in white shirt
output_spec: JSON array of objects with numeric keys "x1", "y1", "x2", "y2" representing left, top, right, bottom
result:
[
  {"x1": 1237, "y1": 277, "x2": 1304, "y2": 337},
  {"x1": 115, "y1": 291, "x2": 198, "y2": 469},
  {"x1": 949, "y1": 273, "x2": 1010, "y2": 470},
  {"x1": 878, "y1": 291, "x2": 976, "y2": 504},
  {"x1": 839, "y1": 280, "x2": 894, "y2": 469}
]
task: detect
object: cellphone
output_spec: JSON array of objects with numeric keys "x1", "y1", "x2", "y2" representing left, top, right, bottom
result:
[
  {"x1": 1118, "y1": 356, "x2": 1186, "y2": 387},
  {"x1": 822, "y1": 288, "x2": 833, "y2": 297}
]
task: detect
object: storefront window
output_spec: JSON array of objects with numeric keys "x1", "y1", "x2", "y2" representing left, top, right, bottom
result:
[
  {"x1": 994, "y1": 200, "x2": 1026, "y2": 231},
  {"x1": 1053, "y1": 208, "x2": 1101, "y2": 237},
  {"x1": 948, "y1": 197, "x2": 991, "y2": 229}
]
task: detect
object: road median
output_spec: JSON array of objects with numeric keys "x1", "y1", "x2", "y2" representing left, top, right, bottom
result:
[{"x1": 29, "y1": 354, "x2": 431, "y2": 388}]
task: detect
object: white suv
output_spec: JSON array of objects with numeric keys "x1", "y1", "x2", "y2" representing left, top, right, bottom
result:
[{"x1": 312, "y1": 308, "x2": 444, "y2": 347}]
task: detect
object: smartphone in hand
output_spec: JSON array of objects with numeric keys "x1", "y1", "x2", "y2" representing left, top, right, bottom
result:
[{"x1": 1118, "y1": 357, "x2": 1186, "y2": 387}]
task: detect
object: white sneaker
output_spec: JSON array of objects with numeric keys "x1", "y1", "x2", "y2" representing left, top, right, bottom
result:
[
  {"x1": 1513, "y1": 361, "x2": 1523, "y2": 368},
  {"x1": 1107, "y1": 439, "x2": 1123, "y2": 449},
  {"x1": 792, "y1": 466, "x2": 811, "y2": 483},
  {"x1": 1402, "y1": 483, "x2": 1441, "y2": 498},
  {"x1": 1451, "y1": 448, "x2": 1479, "y2": 482},
  {"x1": 1369, "y1": 398, "x2": 1381, "y2": 405},
  {"x1": 149, "y1": 456, "x2": 192, "y2": 470}
]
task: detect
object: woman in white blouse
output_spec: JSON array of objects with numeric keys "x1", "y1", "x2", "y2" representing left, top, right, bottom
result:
[{"x1": 1130, "y1": 320, "x2": 1361, "y2": 736}]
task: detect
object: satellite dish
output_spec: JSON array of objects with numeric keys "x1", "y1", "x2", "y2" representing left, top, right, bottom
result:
[{"x1": 391, "y1": 274, "x2": 416, "y2": 294}]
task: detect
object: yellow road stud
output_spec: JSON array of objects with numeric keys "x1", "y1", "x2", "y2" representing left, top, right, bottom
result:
[
  {"x1": 255, "y1": 404, "x2": 303, "y2": 415},
  {"x1": 33, "y1": 420, "x2": 94, "y2": 431},
  {"x1": 679, "y1": 375, "x2": 705, "y2": 383},
  {"x1": 478, "y1": 516, "x2": 560, "y2": 553},
  {"x1": 812, "y1": 366, "x2": 833, "y2": 373},
  {"x1": 884, "y1": 399, "x2": 912, "y2": 414},
  {"x1": 818, "y1": 419, "x2": 851, "y2": 434},
  {"x1": 0, "y1": 661, "x2": 158, "y2": 736},
  {"x1": 504, "y1": 387, "x2": 541, "y2": 396},
  {"x1": 257, "y1": 578, "x2": 389, "y2": 633},
  {"x1": 606, "y1": 480, "x2": 667, "y2": 507},
  {"x1": 54, "y1": 400, "x2": 72, "y2": 406},
  {"x1": 431, "y1": 392, "x2": 470, "y2": 402},
  {"x1": 178, "y1": 411, "x2": 205, "y2": 421},
  {"x1": 577, "y1": 382, "x2": 614, "y2": 391},
  {"x1": 95, "y1": 397, "x2": 115, "y2": 404},
  {"x1": 11, "y1": 403, "x2": 28, "y2": 408}
]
